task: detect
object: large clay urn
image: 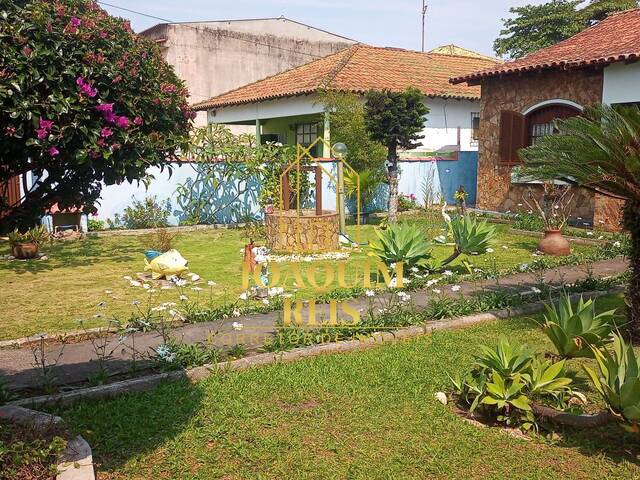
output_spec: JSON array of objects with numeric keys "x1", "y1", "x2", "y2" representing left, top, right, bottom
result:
[
  {"x1": 11, "y1": 242, "x2": 39, "y2": 259},
  {"x1": 537, "y1": 229, "x2": 571, "y2": 256}
]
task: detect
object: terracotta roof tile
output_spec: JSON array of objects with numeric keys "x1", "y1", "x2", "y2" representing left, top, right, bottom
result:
[
  {"x1": 194, "y1": 44, "x2": 498, "y2": 110},
  {"x1": 451, "y1": 8, "x2": 640, "y2": 84}
]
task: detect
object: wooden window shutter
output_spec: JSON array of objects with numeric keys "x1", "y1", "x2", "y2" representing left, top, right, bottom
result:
[{"x1": 499, "y1": 110, "x2": 527, "y2": 165}]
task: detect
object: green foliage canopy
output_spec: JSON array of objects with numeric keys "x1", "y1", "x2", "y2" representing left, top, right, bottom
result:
[{"x1": 494, "y1": 0, "x2": 638, "y2": 59}]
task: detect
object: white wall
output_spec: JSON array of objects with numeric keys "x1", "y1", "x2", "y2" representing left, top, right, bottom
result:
[
  {"x1": 603, "y1": 62, "x2": 640, "y2": 105},
  {"x1": 95, "y1": 164, "x2": 199, "y2": 225},
  {"x1": 419, "y1": 97, "x2": 480, "y2": 152},
  {"x1": 208, "y1": 95, "x2": 323, "y2": 124}
]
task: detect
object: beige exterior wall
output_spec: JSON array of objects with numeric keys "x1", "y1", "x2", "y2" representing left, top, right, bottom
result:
[
  {"x1": 140, "y1": 18, "x2": 355, "y2": 126},
  {"x1": 476, "y1": 68, "x2": 624, "y2": 231}
]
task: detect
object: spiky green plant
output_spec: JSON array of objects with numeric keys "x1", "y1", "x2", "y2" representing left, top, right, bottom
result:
[
  {"x1": 441, "y1": 215, "x2": 496, "y2": 266},
  {"x1": 481, "y1": 372, "x2": 532, "y2": 412},
  {"x1": 539, "y1": 294, "x2": 618, "y2": 358},
  {"x1": 474, "y1": 336, "x2": 533, "y2": 378},
  {"x1": 521, "y1": 358, "x2": 572, "y2": 398},
  {"x1": 368, "y1": 223, "x2": 433, "y2": 269},
  {"x1": 584, "y1": 332, "x2": 640, "y2": 429},
  {"x1": 520, "y1": 104, "x2": 640, "y2": 337}
]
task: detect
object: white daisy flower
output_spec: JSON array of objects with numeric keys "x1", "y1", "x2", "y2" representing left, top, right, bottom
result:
[
  {"x1": 432, "y1": 289, "x2": 442, "y2": 294},
  {"x1": 365, "y1": 289, "x2": 375, "y2": 297},
  {"x1": 239, "y1": 292, "x2": 248, "y2": 301},
  {"x1": 179, "y1": 294, "x2": 188, "y2": 301},
  {"x1": 451, "y1": 285, "x2": 461, "y2": 292}
]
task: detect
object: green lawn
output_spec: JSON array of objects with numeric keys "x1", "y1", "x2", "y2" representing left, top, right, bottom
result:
[
  {"x1": 0, "y1": 221, "x2": 599, "y2": 340},
  {"x1": 57, "y1": 294, "x2": 640, "y2": 479}
]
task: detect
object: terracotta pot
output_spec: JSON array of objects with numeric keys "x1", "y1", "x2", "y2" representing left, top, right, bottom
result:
[
  {"x1": 11, "y1": 242, "x2": 39, "y2": 259},
  {"x1": 537, "y1": 230, "x2": 571, "y2": 256}
]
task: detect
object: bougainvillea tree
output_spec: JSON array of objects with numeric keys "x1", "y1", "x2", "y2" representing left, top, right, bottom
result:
[{"x1": 0, "y1": 0, "x2": 194, "y2": 231}]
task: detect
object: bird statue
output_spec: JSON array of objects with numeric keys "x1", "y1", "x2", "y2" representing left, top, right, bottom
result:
[{"x1": 441, "y1": 202, "x2": 452, "y2": 225}]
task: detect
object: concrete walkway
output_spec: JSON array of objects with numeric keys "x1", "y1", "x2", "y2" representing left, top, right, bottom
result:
[{"x1": 0, "y1": 257, "x2": 627, "y2": 392}]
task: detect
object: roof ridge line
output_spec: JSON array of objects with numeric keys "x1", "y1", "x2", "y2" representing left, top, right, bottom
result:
[
  {"x1": 192, "y1": 46, "x2": 354, "y2": 109},
  {"x1": 318, "y1": 44, "x2": 361, "y2": 90}
]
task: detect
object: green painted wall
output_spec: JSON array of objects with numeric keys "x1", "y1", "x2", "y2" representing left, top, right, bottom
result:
[{"x1": 261, "y1": 113, "x2": 329, "y2": 156}]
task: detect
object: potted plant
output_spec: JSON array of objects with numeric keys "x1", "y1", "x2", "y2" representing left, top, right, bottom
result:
[
  {"x1": 8, "y1": 225, "x2": 49, "y2": 259},
  {"x1": 523, "y1": 183, "x2": 573, "y2": 256}
]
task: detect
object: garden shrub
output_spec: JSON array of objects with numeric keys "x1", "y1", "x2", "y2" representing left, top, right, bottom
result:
[{"x1": 109, "y1": 196, "x2": 171, "y2": 230}]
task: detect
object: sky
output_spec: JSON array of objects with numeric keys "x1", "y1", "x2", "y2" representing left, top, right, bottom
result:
[{"x1": 97, "y1": 0, "x2": 548, "y2": 57}]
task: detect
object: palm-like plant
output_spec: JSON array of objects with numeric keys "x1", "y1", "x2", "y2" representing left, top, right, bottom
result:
[
  {"x1": 441, "y1": 215, "x2": 496, "y2": 266},
  {"x1": 540, "y1": 294, "x2": 618, "y2": 358},
  {"x1": 368, "y1": 223, "x2": 433, "y2": 269},
  {"x1": 520, "y1": 104, "x2": 640, "y2": 336}
]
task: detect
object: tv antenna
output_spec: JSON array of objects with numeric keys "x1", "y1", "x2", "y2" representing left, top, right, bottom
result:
[{"x1": 421, "y1": 1, "x2": 428, "y2": 52}]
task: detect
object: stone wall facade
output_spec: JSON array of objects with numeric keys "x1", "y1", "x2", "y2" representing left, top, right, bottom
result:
[{"x1": 476, "y1": 68, "x2": 625, "y2": 231}]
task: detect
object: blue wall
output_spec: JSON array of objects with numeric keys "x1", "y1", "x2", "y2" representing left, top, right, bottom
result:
[
  {"x1": 436, "y1": 152, "x2": 478, "y2": 205},
  {"x1": 95, "y1": 153, "x2": 479, "y2": 225}
]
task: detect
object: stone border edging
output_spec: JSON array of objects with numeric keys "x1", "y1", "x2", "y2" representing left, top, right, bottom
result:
[
  {"x1": 8, "y1": 287, "x2": 623, "y2": 410},
  {"x1": 87, "y1": 223, "x2": 242, "y2": 238},
  {"x1": 0, "y1": 405, "x2": 94, "y2": 480}
]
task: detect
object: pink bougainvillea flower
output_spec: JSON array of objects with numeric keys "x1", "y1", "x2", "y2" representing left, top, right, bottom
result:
[
  {"x1": 39, "y1": 119, "x2": 54, "y2": 130},
  {"x1": 36, "y1": 128, "x2": 48, "y2": 140},
  {"x1": 114, "y1": 116, "x2": 129, "y2": 129},
  {"x1": 70, "y1": 17, "x2": 82, "y2": 27},
  {"x1": 100, "y1": 127, "x2": 114, "y2": 138},
  {"x1": 99, "y1": 31, "x2": 108, "y2": 39},
  {"x1": 46, "y1": 22, "x2": 53, "y2": 33},
  {"x1": 22, "y1": 46, "x2": 32, "y2": 57},
  {"x1": 111, "y1": 75, "x2": 122, "y2": 84},
  {"x1": 5, "y1": 126, "x2": 16, "y2": 136},
  {"x1": 133, "y1": 116, "x2": 143, "y2": 126},
  {"x1": 95, "y1": 103, "x2": 113, "y2": 113},
  {"x1": 103, "y1": 111, "x2": 117, "y2": 124},
  {"x1": 48, "y1": 146, "x2": 59, "y2": 156}
]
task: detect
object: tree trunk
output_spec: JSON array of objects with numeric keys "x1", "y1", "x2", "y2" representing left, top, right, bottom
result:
[
  {"x1": 623, "y1": 200, "x2": 640, "y2": 341},
  {"x1": 387, "y1": 144, "x2": 399, "y2": 224},
  {"x1": 531, "y1": 404, "x2": 615, "y2": 428}
]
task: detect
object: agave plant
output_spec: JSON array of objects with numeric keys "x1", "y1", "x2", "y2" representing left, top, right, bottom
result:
[
  {"x1": 584, "y1": 332, "x2": 640, "y2": 427},
  {"x1": 441, "y1": 215, "x2": 496, "y2": 266},
  {"x1": 474, "y1": 336, "x2": 533, "y2": 378},
  {"x1": 368, "y1": 223, "x2": 433, "y2": 269},
  {"x1": 540, "y1": 294, "x2": 618, "y2": 358},
  {"x1": 522, "y1": 358, "x2": 572, "y2": 398},
  {"x1": 481, "y1": 372, "x2": 531, "y2": 412}
]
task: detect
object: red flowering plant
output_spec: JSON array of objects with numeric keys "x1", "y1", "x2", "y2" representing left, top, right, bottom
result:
[{"x1": 0, "y1": 0, "x2": 194, "y2": 231}]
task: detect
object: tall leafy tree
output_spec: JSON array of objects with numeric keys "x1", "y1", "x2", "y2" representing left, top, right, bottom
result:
[
  {"x1": 494, "y1": 0, "x2": 638, "y2": 59},
  {"x1": 364, "y1": 88, "x2": 427, "y2": 223},
  {"x1": 319, "y1": 90, "x2": 387, "y2": 173},
  {"x1": 520, "y1": 105, "x2": 640, "y2": 338},
  {"x1": 0, "y1": 0, "x2": 193, "y2": 231}
]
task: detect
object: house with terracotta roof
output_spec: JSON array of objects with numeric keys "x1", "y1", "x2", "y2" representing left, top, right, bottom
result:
[
  {"x1": 194, "y1": 44, "x2": 498, "y2": 208},
  {"x1": 451, "y1": 8, "x2": 640, "y2": 231}
]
